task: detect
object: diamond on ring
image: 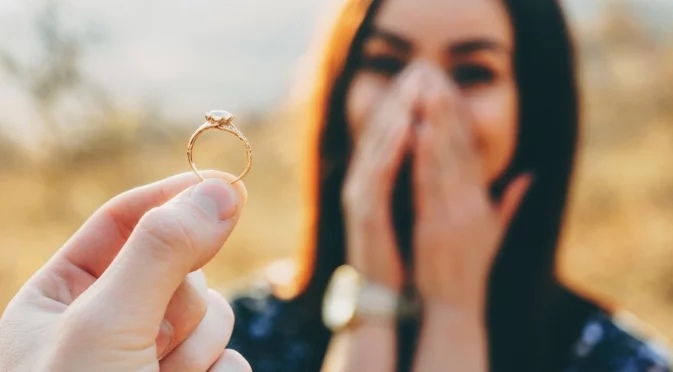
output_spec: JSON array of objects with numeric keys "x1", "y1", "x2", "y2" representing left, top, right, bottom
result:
[{"x1": 205, "y1": 110, "x2": 234, "y2": 125}]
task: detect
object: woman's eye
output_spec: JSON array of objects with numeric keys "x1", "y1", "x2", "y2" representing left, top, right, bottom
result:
[
  {"x1": 360, "y1": 55, "x2": 405, "y2": 76},
  {"x1": 453, "y1": 65, "x2": 496, "y2": 87}
]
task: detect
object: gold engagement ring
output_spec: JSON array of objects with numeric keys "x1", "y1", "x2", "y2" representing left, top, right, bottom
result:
[{"x1": 187, "y1": 110, "x2": 252, "y2": 183}]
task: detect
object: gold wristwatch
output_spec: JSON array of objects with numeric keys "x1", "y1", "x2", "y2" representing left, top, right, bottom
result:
[{"x1": 322, "y1": 265, "x2": 403, "y2": 332}]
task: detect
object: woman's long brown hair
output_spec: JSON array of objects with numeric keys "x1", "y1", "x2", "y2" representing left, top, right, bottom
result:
[{"x1": 285, "y1": 0, "x2": 598, "y2": 371}]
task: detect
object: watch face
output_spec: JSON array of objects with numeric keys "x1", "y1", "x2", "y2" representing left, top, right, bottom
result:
[{"x1": 322, "y1": 265, "x2": 361, "y2": 331}]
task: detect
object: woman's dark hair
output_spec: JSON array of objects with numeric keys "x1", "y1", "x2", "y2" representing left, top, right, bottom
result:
[{"x1": 283, "y1": 0, "x2": 599, "y2": 371}]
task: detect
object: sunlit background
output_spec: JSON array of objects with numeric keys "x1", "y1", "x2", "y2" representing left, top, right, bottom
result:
[{"x1": 1, "y1": 0, "x2": 672, "y2": 343}]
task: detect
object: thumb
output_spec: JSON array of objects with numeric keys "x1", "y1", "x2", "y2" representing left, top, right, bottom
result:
[
  {"x1": 497, "y1": 173, "x2": 533, "y2": 230},
  {"x1": 82, "y1": 178, "x2": 244, "y2": 327}
]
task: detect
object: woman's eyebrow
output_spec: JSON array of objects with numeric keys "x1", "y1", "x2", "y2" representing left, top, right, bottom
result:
[
  {"x1": 367, "y1": 27, "x2": 413, "y2": 52},
  {"x1": 367, "y1": 27, "x2": 510, "y2": 57},
  {"x1": 449, "y1": 39, "x2": 510, "y2": 56}
]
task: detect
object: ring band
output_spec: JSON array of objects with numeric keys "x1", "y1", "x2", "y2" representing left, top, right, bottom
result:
[{"x1": 186, "y1": 110, "x2": 252, "y2": 184}]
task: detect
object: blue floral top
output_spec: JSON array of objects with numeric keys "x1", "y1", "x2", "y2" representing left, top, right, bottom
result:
[{"x1": 225, "y1": 279, "x2": 671, "y2": 372}]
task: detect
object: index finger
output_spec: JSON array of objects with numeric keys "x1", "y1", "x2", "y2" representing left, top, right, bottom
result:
[
  {"x1": 54, "y1": 170, "x2": 247, "y2": 280},
  {"x1": 361, "y1": 63, "x2": 426, "y2": 139}
]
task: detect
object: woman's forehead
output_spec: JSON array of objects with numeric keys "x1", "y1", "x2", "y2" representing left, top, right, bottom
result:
[{"x1": 371, "y1": 0, "x2": 513, "y2": 50}]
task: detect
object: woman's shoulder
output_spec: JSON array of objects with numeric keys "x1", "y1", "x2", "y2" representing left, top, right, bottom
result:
[{"x1": 565, "y1": 308, "x2": 671, "y2": 371}]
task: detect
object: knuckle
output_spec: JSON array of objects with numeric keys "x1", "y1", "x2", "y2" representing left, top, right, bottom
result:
[
  {"x1": 343, "y1": 171, "x2": 387, "y2": 201},
  {"x1": 61, "y1": 304, "x2": 114, "y2": 340},
  {"x1": 342, "y1": 179, "x2": 376, "y2": 209},
  {"x1": 175, "y1": 346, "x2": 212, "y2": 372},
  {"x1": 343, "y1": 193, "x2": 382, "y2": 226},
  {"x1": 208, "y1": 289, "x2": 235, "y2": 327},
  {"x1": 186, "y1": 270, "x2": 209, "y2": 293},
  {"x1": 224, "y1": 349, "x2": 253, "y2": 372},
  {"x1": 341, "y1": 181, "x2": 361, "y2": 207},
  {"x1": 135, "y1": 206, "x2": 198, "y2": 258},
  {"x1": 208, "y1": 350, "x2": 252, "y2": 372},
  {"x1": 102, "y1": 202, "x2": 136, "y2": 242}
]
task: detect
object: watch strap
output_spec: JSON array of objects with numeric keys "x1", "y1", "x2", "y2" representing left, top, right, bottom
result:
[
  {"x1": 356, "y1": 280, "x2": 399, "y2": 321},
  {"x1": 355, "y1": 279, "x2": 421, "y2": 323}
]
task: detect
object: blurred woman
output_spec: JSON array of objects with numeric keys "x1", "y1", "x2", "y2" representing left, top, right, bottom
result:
[{"x1": 226, "y1": 0, "x2": 671, "y2": 371}]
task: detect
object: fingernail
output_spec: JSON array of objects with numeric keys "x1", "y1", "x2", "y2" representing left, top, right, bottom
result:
[
  {"x1": 190, "y1": 178, "x2": 239, "y2": 221},
  {"x1": 156, "y1": 320, "x2": 173, "y2": 360}
]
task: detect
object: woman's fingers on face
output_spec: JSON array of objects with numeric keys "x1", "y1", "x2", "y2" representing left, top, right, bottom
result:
[
  {"x1": 415, "y1": 80, "x2": 459, "y2": 184},
  {"x1": 207, "y1": 350, "x2": 252, "y2": 372},
  {"x1": 418, "y1": 69, "x2": 482, "y2": 182},
  {"x1": 159, "y1": 289, "x2": 235, "y2": 372},
  {"x1": 363, "y1": 63, "x2": 425, "y2": 144},
  {"x1": 348, "y1": 74, "x2": 422, "y2": 190},
  {"x1": 413, "y1": 123, "x2": 445, "y2": 206},
  {"x1": 420, "y1": 73, "x2": 461, "y2": 138},
  {"x1": 417, "y1": 65, "x2": 474, "y2": 147},
  {"x1": 156, "y1": 270, "x2": 209, "y2": 359},
  {"x1": 365, "y1": 67, "x2": 425, "y2": 164},
  {"x1": 345, "y1": 64, "x2": 430, "y2": 204},
  {"x1": 391, "y1": 63, "x2": 426, "y2": 107}
]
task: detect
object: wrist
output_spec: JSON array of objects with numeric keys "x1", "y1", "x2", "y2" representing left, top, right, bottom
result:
[
  {"x1": 423, "y1": 300, "x2": 485, "y2": 325},
  {"x1": 421, "y1": 303, "x2": 487, "y2": 350},
  {"x1": 418, "y1": 279, "x2": 488, "y2": 320},
  {"x1": 414, "y1": 301, "x2": 489, "y2": 372}
]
